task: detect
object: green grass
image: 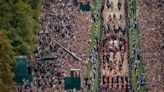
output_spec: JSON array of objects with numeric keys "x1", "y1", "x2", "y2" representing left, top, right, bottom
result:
[
  {"x1": 97, "y1": 0, "x2": 102, "y2": 35},
  {"x1": 87, "y1": 14, "x2": 95, "y2": 78},
  {"x1": 140, "y1": 86, "x2": 146, "y2": 92},
  {"x1": 133, "y1": 0, "x2": 137, "y2": 17},
  {"x1": 127, "y1": 0, "x2": 145, "y2": 91},
  {"x1": 87, "y1": 87, "x2": 90, "y2": 92},
  {"x1": 87, "y1": 3, "x2": 97, "y2": 77},
  {"x1": 87, "y1": 0, "x2": 103, "y2": 92},
  {"x1": 87, "y1": 61, "x2": 92, "y2": 76},
  {"x1": 132, "y1": 60, "x2": 137, "y2": 91},
  {"x1": 89, "y1": 21, "x2": 95, "y2": 50},
  {"x1": 128, "y1": 28, "x2": 133, "y2": 55},
  {"x1": 87, "y1": 18, "x2": 95, "y2": 92},
  {"x1": 128, "y1": 28, "x2": 138, "y2": 91},
  {"x1": 127, "y1": 0, "x2": 130, "y2": 17},
  {"x1": 87, "y1": 0, "x2": 102, "y2": 91},
  {"x1": 134, "y1": 29, "x2": 139, "y2": 47},
  {"x1": 135, "y1": 29, "x2": 145, "y2": 92},
  {"x1": 87, "y1": 8, "x2": 96, "y2": 92},
  {"x1": 93, "y1": 0, "x2": 103, "y2": 91},
  {"x1": 94, "y1": 57, "x2": 99, "y2": 92}
]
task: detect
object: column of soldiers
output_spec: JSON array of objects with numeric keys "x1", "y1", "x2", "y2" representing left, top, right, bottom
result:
[{"x1": 100, "y1": 0, "x2": 130, "y2": 91}]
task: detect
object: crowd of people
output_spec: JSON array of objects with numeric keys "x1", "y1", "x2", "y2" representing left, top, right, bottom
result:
[
  {"x1": 137, "y1": 0, "x2": 164, "y2": 91},
  {"x1": 15, "y1": 0, "x2": 164, "y2": 91},
  {"x1": 17, "y1": 0, "x2": 92, "y2": 91}
]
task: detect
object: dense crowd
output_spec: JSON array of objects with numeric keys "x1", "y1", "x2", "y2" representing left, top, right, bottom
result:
[
  {"x1": 137, "y1": 0, "x2": 164, "y2": 91},
  {"x1": 18, "y1": 0, "x2": 91, "y2": 91},
  {"x1": 15, "y1": 0, "x2": 164, "y2": 91}
]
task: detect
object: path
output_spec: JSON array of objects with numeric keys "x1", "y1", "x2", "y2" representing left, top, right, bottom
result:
[{"x1": 99, "y1": 0, "x2": 130, "y2": 91}]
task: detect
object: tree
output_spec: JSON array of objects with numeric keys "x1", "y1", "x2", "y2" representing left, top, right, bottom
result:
[
  {"x1": 0, "y1": 0, "x2": 40, "y2": 56},
  {"x1": 0, "y1": 31, "x2": 16, "y2": 92},
  {"x1": 0, "y1": 0, "x2": 41, "y2": 90},
  {"x1": 9, "y1": 1, "x2": 35, "y2": 55}
]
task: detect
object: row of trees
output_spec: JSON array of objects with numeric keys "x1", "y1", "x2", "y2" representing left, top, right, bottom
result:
[{"x1": 0, "y1": 0, "x2": 42, "y2": 91}]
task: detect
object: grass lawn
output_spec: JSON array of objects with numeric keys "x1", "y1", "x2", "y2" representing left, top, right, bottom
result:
[
  {"x1": 87, "y1": 61, "x2": 92, "y2": 76},
  {"x1": 87, "y1": 0, "x2": 102, "y2": 91},
  {"x1": 89, "y1": 21, "x2": 95, "y2": 50},
  {"x1": 128, "y1": 29, "x2": 133, "y2": 55},
  {"x1": 128, "y1": 28, "x2": 138, "y2": 91},
  {"x1": 133, "y1": 0, "x2": 137, "y2": 17},
  {"x1": 132, "y1": 60, "x2": 137, "y2": 91},
  {"x1": 134, "y1": 28, "x2": 139, "y2": 47},
  {"x1": 93, "y1": 0, "x2": 103, "y2": 91},
  {"x1": 87, "y1": 16, "x2": 95, "y2": 78},
  {"x1": 127, "y1": 0, "x2": 146, "y2": 91},
  {"x1": 94, "y1": 56, "x2": 99, "y2": 92},
  {"x1": 97, "y1": 0, "x2": 102, "y2": 35}
]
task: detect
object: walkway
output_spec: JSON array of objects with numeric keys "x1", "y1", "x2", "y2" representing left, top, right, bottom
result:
[{"x1": 99, "y1": 0, "x2": 130, "y2": 91}]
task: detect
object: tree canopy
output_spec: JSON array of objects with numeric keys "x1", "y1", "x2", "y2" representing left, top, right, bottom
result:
[
  {"x1": 0, "y1": 31, "x2": 16, "y2": 92},
  {"x1": 0, "y1": 0, "x2": 41, "y2": 56},
  {"x1": 0, "y1": 0, "x2": 42, "y2": 91}
]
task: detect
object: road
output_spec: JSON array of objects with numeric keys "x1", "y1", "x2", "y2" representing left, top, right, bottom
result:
[{"x1": 99, "y1": 0, "x2": 130, "y2": 91}]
